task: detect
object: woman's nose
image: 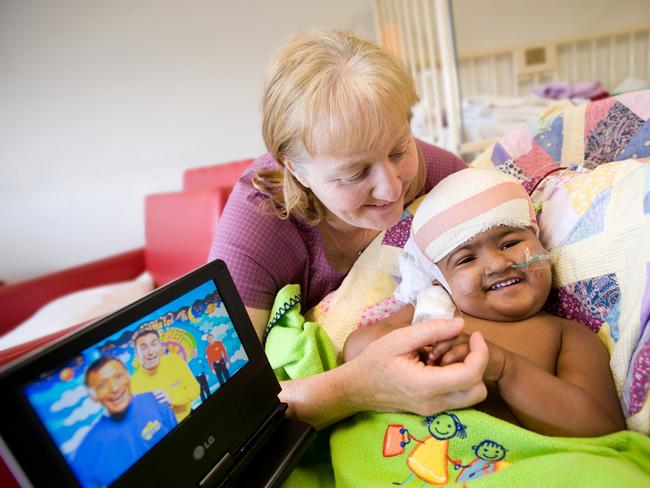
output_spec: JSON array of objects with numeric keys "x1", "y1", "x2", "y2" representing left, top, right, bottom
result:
[{"x1": 371, "y1": 161, "x2": 402, "y2": 201}]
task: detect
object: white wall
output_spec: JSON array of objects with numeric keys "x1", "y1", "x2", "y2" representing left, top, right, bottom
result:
[
  {"x1": 1, "y1": 0, "x2": 648, "y2": 284},
  {"x1": 0, "y1": 0, "x2": 375, "y2": 283},
  {"x1": 452, "y1": 0, "x2": 650, "y2": 54}
]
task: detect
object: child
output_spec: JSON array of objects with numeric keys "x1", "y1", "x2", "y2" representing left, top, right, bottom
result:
[{"x1": 343, "y1": 168, "x2": 625, "y2": 437}]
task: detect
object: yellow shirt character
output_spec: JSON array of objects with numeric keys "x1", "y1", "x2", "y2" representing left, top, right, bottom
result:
[{"x1": 132, "y1": 353, "x2": 200, "y2": 422}]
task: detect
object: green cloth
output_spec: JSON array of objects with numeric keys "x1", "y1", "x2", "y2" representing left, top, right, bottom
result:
[
  {"x1": 264, "y1": 284, "x2": 338, "y2": 380},
  {"x1": 264, "y1": 284, "x2": 339, "y2": 488},
  {"x1": 330, "y1": 410, "x2": 650, "y2": 487}
]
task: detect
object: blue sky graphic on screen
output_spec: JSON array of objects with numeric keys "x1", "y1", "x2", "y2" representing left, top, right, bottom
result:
[{"x1": 22, "y1": 280, "x2": 249, "y2": 488}]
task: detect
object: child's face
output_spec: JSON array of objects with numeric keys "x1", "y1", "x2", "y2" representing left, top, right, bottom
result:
[{"x1": 437, "y1": 226, "x2": 551, "y2": 321}]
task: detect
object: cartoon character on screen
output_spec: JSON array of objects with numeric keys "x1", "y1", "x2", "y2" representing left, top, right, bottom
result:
[
  {"x1": 383, "y1": 412, "x2": 466, "y2": 486},
  {"x1": 73, "y1": 356, "x2": 176, "y2": 488},
  {"x1": 455, "y1": 439, "x2": 510, "y2": 482},
  {"x1": 205, "y1": 333, "x2": 230, "y2": 387},
  {"x1": 187, "y1": 347, "x2": 211, "y2": 402},
  {"x1": 131, "y1": 328, "x2": 200, "y2": 422}
]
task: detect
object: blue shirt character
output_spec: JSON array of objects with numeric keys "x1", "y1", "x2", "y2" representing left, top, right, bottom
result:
[
  {"x1": 188, "y1": 356, "x2": 209, "y2": 377},
  {"x1": 72, "y1": 392, "x2": 177, "y2": 487}
]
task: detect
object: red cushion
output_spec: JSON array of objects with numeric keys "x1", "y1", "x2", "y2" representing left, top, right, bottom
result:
[
  {"x1": 145, "y1": 190, "x2": 226, "y2": 286},
  {"x1": 0, "y1": 249, "x2": 145, "y2": 336},
  {"x1": 183, "y1": 159, "x2": 252, "y2": 192}
]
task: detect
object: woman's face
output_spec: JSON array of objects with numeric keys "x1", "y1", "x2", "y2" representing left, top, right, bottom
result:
[{"x1": 293, "y1": 126, "x2": 419, "y2": 231}]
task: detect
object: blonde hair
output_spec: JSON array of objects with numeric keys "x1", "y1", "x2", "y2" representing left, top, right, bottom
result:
[{"x1": 253, "y1": 28, "x2": 424, "y2": 224}]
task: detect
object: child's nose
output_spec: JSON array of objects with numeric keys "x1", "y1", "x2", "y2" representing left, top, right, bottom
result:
[{"x1": 485, "y1": 250, "x2": 514, "y2": 274}]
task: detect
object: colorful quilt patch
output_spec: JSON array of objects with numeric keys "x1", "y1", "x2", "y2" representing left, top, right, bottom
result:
[
  {"x1": 499, "y1": 123, "x2": 534, "y2": 160},
  {"x1": 625, "y1": 263, "x2": 650, "y2": 416},
  {"x1": 646, "y1": 164, "x2": 650, "y2": 214},
  {"x1": 616, "y1": 119, "x2": 650, "y2": 160},
  {"x1": 626, "y1": 333, "x2": 650, "y2": 416},
  {"x1": 534, "y1": 114, "x2": 564, "y2": 161},
  {"x1": 357, "y1": 297, "x2": 406, "y2": 329},
  {"x1": 496, "y1": 158, "x2": 525, "y2": 181},
  {"x1": 564, "y1": 162, "x2": 618, "y2": 214},
  {"x1": 616, "y1": 90, "x2": 650, "y2": 121},
  {"x1": 512, "y1": 140, "x2": 557, "y2": 181},
  {"x1": 584, "y1": 96, "x2": 617, "y2": 134},
  {"x1": 585, "y1": 102, "x2": 645, "y2": 164},
  {"x1": 383, "y1": 213, "x2": 413, "y2": 248},
  {"x1": 561, "y1": 188, "x2": 610, "y2": 245},
  {"x1": 545, "y1": 274, "x2": 621, "y2": 334},
  {"x1": 490, "y1": 143, "x2": 511, "y2": 166}
]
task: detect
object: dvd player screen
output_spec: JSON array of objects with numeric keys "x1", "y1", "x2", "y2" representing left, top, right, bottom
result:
[{"x1": 22, "y1": 280, "x2": 249, "y2": 488}]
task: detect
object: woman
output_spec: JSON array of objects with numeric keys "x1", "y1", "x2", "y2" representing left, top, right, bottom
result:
[{"x1": 208, "y1": 29, "x2": 489, "y2": 429}]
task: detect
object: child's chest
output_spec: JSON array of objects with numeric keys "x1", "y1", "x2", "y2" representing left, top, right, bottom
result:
[{"x1": 466, "y1": 316, "x2": 562, "y2": 372}]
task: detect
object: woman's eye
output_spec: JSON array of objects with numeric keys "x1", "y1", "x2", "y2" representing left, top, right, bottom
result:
[
  {"x1": 340, "y1": 168, "x2": 368, "y2": 184},
  {"x1": 389, "y1": 150, "x2": 407, "y2": 162}
]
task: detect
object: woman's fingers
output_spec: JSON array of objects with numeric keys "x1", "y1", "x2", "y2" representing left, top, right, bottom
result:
[
  {"x1": 352, "y1": 325, "x2": 488, "y2": 415},
  {"x1": 387, "y1": 317, "x2": 464, "y2": 355},
  {"x1": 421, "y1": 332, "x2": 489, "y2": 393}
]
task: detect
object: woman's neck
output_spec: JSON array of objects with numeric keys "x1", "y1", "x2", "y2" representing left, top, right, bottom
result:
[{"x1": 319, "y1": 219, "x2": 377, "y2": 273}]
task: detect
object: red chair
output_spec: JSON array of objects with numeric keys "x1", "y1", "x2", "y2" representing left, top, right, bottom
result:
[{"x1": 0, "y1": 158, "x2": 252, "y2": 353}]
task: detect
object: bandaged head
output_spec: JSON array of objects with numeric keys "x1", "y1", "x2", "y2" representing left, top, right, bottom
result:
[{"x1": 395, "y1": 168, "x2": 538, "y2": 304}]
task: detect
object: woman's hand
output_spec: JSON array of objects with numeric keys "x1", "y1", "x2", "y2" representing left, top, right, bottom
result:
[{"x1": 346, "y1": 317, "x2": 489, "y2": 416}]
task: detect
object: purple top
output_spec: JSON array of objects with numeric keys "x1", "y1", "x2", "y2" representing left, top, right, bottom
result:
[{"x1": 208, "y1": 140, "x2": 466, "y2": 312}]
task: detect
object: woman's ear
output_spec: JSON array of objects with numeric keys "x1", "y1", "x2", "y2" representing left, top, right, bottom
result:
[{"x1": 285, "y1": 159, "x2": 310, "y2": 188}]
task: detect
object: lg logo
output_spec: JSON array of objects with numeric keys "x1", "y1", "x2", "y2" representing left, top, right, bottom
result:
[{"x1": 193, "y1": 435, "x2": 215, "y2": 461}]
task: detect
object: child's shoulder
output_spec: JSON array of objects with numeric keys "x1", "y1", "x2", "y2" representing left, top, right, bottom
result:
[{"x1": 536, "y1": 311, "x2": 602, "y2": 341}]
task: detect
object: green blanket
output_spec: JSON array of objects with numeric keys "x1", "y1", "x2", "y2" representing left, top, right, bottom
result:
[
  {"x1": 265, "y1": 285, "x2": 650, "y2": 487},
  {"x1": 331, "y1": 410, "x2": 650, "y2": 487}
]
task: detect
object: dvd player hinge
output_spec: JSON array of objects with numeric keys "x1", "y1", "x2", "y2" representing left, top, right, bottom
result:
[{"x1": 199, "y1": 451, "x2": 234, "y2": 488}]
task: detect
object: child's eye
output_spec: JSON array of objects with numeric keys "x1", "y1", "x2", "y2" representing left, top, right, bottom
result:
[
  {"x1": 389, "y1": 150, "x2": 407, "y2": 162},
  {"x1": 456, "y1": 256, "x2": 475, "y2": 266},
  {"x1": 501, "y1": 241, "x2": 519, "y2": 250}
]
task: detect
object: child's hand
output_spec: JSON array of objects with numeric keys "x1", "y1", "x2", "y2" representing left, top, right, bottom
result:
[
  {"x1": 427, "y1": 334, "x2": 509, "y2": 384},
  {"x1": 425, "y1": 332, "x2": 471, "y2": 366}
]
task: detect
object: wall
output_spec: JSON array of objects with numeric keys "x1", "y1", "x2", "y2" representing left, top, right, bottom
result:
[
  {"x1": 452, "y1": 0, "x2": 650, "y2": 55},
  {"x1": 0, "y1": 0, "x2": 375, "y2": 283},
  {"x1": 1, "y1": 0, "x2": 648, "y2": 284}
]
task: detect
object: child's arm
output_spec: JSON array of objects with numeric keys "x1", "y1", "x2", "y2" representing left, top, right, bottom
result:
[
  {"x1": 342, "y1": 304, "x2": 414, "y2": 362},
  {"x1": 494, "y1": 320, "x2": 625, "y2": 436}
]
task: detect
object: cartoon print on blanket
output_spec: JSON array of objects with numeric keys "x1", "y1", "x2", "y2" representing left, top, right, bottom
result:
[
  {"x1": 328, "y1": 409, "x2": 650, "y2": 487},
  {"x1": 382, "y1": 412, "x2": 511, "y2": 485}
]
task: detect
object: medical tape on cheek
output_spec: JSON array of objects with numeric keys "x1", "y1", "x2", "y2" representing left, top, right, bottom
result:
[{"x1": 510, "y1": 247, "x2": 551, "y2": 270}]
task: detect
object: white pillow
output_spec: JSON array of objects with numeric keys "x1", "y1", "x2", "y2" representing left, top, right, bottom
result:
[{"x1": 0, "y1": 272, "x2": 155, "y2": 351}]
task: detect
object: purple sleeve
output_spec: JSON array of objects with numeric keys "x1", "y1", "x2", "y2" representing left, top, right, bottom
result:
[
  {"x1": 416, "y1": 139, "x2": 468, "y2": 193},
  {"x1": 208, "y1": 154, "x2": 308, "y2": 310}
]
